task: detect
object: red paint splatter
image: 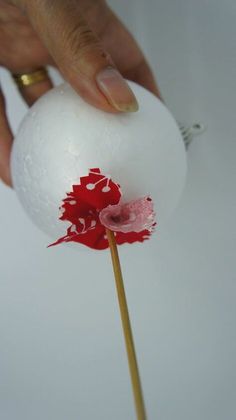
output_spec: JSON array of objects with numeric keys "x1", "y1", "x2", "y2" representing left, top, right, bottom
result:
[{"x1": 49, "y1": 168, "x2": 156, "y2": 250}]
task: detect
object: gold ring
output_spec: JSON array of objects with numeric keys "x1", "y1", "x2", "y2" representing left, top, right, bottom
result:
[{"x1": 12, "y1": 68, "x2": 49, "y2": 88}]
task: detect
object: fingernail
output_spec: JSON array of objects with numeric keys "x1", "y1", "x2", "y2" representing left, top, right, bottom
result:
[{"x1": 96, "y1": 66, "x2": 139, "y2": 112}]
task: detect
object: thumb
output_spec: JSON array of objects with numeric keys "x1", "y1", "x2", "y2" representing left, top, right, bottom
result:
[{"x1": 22, "y1": 0, "x2": 138, "y2": 113}]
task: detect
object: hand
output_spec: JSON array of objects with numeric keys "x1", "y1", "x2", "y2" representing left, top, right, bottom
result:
[{"x1": 0, "y1": 0, "x2": 161, "y2": 186}]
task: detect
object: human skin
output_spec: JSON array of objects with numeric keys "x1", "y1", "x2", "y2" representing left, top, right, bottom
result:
[{"x1": 0, "y1": 0, "x2": 161, "y2": 186}]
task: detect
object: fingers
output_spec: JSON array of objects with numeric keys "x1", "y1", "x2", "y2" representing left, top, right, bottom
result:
[
  {"x1": 97, "y1": 9, "x2": 163, "y2": 100},
  {"x1": 0, "y1": 88, "x2": 13, "y2": 187},
  {"x1": 22, "y1": 0, "x2": 138, "y2": 113},
  {"x1": 122, "y1": 58, "x2": 163, "y2": 100},
  {"x1": 0, "y1": 71, "x2": 52, "y2": 188},
  {"x1": 15, "y1": 71, "x2": 53, "y2": 106}
]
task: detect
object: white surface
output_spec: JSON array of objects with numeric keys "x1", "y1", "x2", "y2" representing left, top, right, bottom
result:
[
  {"x1": 0, "y1": 1, "x2": 236, "y2": 419},
  {"x1": 11, "y1": 82, "x2": 186, "y2": 241}
]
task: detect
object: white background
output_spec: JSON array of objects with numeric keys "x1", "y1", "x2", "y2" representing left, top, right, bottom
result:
[{"x1": 0, "y1": 1, "x2": 236, "y2": 419}]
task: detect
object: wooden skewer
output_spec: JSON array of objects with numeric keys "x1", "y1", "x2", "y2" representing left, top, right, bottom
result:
[{"x1": 106, "y1": 229, "x2": 147, "y2": 420}]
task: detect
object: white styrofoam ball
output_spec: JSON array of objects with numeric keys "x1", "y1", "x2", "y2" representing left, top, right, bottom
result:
[{"x1": 11, "y1": 82, "x2": 187, "y2": 243}]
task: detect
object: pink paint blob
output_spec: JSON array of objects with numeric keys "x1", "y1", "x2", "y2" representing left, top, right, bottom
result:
[{"x1": 99, "y1": 197, "x2": 155, "y2": 233}]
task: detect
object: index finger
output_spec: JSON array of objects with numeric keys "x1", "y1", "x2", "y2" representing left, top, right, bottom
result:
[{"x1": 13, "y1": 0, "x2": 139, "y2": 113}]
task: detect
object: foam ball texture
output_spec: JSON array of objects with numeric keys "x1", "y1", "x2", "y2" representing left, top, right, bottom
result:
[{"x1": 11, "y1": 82, "x2": 187, "y2": 243}]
